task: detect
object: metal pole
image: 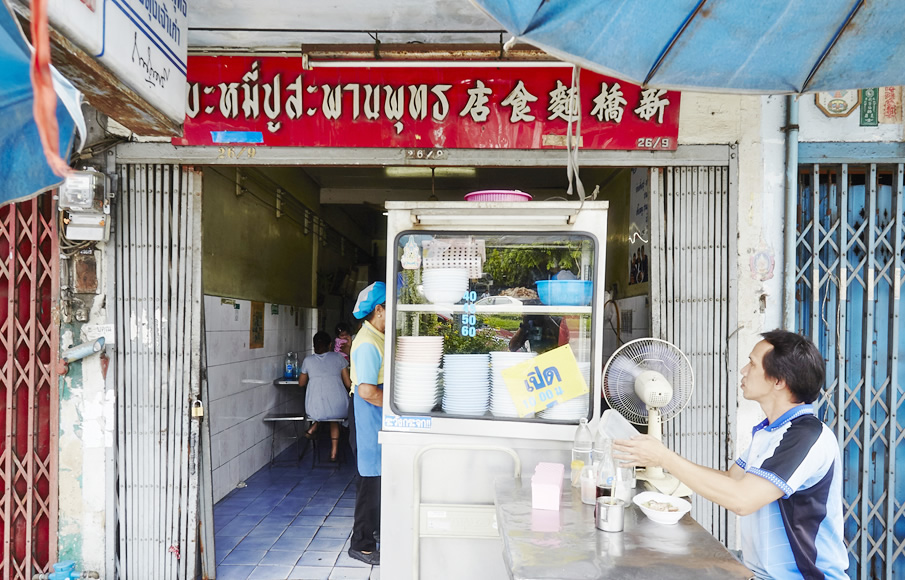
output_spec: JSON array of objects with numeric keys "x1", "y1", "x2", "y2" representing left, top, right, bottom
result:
[{"x1": 783, "y1": 95, "x2": 800, "y2": 330}]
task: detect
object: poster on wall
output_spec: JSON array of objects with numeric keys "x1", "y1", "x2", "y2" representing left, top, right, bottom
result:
[
  {"x1": 628, "y1": 168, "x2": 651, "y2": 286},
  {"x1": 250, "y1": 301, "x2": 264, "y2": 349}
]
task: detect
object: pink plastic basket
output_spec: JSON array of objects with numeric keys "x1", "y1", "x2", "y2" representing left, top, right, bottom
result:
[{"x1": 464, "y1": 190, "x2": 533, "y2": 202}]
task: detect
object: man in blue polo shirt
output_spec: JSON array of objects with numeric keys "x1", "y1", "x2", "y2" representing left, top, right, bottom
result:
[{"x1": 615, "y1": 330, "x2": 848, "y2": 579}]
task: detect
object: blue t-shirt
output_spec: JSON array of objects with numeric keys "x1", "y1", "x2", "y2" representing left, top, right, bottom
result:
[
  {"x1": 736, "y1": 404, "x2": 848, "y2": 579},
  {"x1": 350, "y1": 321, "x2": 385, "y2": 477}
]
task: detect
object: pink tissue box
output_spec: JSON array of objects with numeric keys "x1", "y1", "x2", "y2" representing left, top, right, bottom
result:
[{"x1": 531, "y1": 462, "x2": 565, "y2": 511}]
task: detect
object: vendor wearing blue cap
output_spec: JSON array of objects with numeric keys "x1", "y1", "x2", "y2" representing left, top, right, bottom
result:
[{"x1": 347, "y1": 281, "x2": 386, "y2": 566}]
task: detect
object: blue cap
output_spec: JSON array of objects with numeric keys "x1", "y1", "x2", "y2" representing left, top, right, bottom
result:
[{"x1": 353, "y1": 282, "x2": 386, "y2": 319}]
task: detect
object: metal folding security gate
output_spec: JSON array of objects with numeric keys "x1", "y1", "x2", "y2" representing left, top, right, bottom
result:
[
  {"x1": 113, "y1": 165, "x2": 203, "y2": 579},
  {"x1": 650, "y1": 166, "x2": 739, "y2": 547},
  {"x1": 796, "y1": 164, "x2": 904, "y2": 580},
  {"x1": 1, "y1": 194, "x2": 59, "y2": 580}
]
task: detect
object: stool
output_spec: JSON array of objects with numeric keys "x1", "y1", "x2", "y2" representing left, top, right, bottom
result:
[
  {"x1": 263, "y1": 413, "x2": 309, "y2": 466},
  {"x1": 309, "y1": 419, "x2": 347, "y2": 467}
]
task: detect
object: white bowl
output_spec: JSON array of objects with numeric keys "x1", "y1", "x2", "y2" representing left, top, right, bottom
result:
[
  {"x1": 423, "y1": 289, "x2": 467, "y2": 303},
  {"x1": 632, "y1": 491, "x2": 691, "y2": 525},
  {"x1": 423, "y1": 268, "x2": 469, "y2": 278}
]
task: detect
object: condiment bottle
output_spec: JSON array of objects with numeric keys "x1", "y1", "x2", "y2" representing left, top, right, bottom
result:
[
  {"x1": 571, "y1": 418, "x2": 593, "y2": 488},
  {"x1": 596, "y1": 436, "x2": 616, "y2": 499}
]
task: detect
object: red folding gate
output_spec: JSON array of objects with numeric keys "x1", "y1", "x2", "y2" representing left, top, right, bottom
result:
[{"x1": 0, "y1": 194, "x2": 59, "y2": 580}]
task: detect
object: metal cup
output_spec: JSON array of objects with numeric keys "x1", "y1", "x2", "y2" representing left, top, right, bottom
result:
[{"x1": 595, "y1": 497, "x2": 625, "y2": 532}]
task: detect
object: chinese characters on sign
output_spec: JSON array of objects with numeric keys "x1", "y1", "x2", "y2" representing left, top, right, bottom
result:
[{"x1": 178, "y1": 57, "x2": 681, "y2": 150}]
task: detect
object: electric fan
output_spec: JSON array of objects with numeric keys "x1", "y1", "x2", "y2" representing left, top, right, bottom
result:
[{"x1": 602, "y1": 338, "x2": 694, "y2": 496}]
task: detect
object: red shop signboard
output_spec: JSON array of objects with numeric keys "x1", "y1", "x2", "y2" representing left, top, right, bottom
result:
[{"x1": 177, "y1": 56, "x2": 680, "y2": 150}]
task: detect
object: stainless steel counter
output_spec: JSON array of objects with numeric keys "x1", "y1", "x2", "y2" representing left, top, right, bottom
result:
[{"x1": 494, "y1": 478, "x2": 753, "y2": 580}]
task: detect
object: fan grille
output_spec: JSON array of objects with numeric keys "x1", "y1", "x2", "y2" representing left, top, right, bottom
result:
[{"x1": 602, "y1": 338, "x2": 694, "y2": 424}]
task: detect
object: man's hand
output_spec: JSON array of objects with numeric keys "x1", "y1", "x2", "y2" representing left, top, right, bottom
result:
[
  {"x1": 613, "y1": 435, "x2": 670, "y2": 467},
  {"x1": 616, "y1": 435, "x2": 784, "y2": 516}
]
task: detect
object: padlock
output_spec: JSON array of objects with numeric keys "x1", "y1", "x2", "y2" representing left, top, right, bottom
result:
[{"x1": 191, "y1": 400, "x2": 203, "y2": 418}]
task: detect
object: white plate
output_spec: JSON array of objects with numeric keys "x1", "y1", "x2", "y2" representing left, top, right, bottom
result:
[
  {"x1": 396, "y1": 402, "x2": 437, "y2": 413},
  {"x1": 443, "y1": 366, "x2": 489, "y2": 373},
  {"x1": 394, "y1": 372, "x2": 441, "y2": 380},
  {"x1": 395, "y1": 364, "x2": 441, "y2": 372},
  {"x1": 396, "y1": 356, "x2": 443, "y2": 362},
  {"x1": 442, "y1": 374, "x2": 489, "y2": 380},
  {"x1": 394, "y1": 367, "x2": 441, "y2": 375},
  {"x1": 395, "y1": 396, "x2": 439, "y2": 405},
  {"x1": 395, "y1": 380, "x2": 440, "y2": 389},
  {"x1": 442, "y1": 409, "x2": 488, "y2": 415},
  {"x1": 443, "y1": 383, "x2": 489, "y2": 390}
]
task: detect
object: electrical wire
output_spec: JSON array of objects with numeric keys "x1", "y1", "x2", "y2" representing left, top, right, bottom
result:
[
  {"x1": 58, "y1": 210, "x2": 95, "y2": 256},
  {"x1": 605, "y1": 298, "x2": 624, "y2": 345}
]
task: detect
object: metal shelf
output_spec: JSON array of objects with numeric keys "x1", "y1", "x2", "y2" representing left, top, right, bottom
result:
[{"x1": 394, "y1": 303, "x2": 592, "y2": 315}]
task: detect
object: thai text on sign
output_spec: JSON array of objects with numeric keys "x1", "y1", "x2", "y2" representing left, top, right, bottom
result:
[
  {"x1": 501, "y1": 344, "x2": 589, "y2": 417},
  {"x1": 177, "y1": 57, "x2": 680, "y2": 150}
]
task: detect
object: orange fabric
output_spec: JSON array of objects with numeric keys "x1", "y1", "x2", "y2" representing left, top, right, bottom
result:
[{"x1": 29, "y1": 0, "x2": 70, "y2": 176}]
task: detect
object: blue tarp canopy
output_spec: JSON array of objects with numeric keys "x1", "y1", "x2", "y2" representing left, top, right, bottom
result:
[
  {"x1": 1, "y1": 0, "x2": 82, "y2": 205},
  {"x1": 471, "y1": 0, "x2": 905, "y2": 93}
]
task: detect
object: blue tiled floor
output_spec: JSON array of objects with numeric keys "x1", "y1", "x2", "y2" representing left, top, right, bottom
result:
[{"x1": 214, "y1": 446, "x2": 378, "y2": 580}]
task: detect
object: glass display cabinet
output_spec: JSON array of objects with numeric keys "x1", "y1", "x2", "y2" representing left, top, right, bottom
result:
[
  {"x1": 379, "y1": 201, "x2": 608, "y2": 580},
  {"x1": 393, "y1": 231, "x2": 595, "y2": 423}
]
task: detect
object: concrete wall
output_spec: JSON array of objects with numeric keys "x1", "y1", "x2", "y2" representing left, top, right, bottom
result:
[
  {"x1": 677, "y1": 92, "x2": 787, "y2": 451},
  {"x1": 57, "y1": 248, "x2": 114, "y2": 575},
  {"x1": 202, "y1": 167, "x2": 320, "y2": 308},
  {"x1": 798, "y1": 93, "x2": 904, "y2": 143},
  {"x1": 204, "y1": 295, "x2": 316, "y2": 502},
  {"x1": 602, "y1": 295, "x2": 651, "y2": 362}
]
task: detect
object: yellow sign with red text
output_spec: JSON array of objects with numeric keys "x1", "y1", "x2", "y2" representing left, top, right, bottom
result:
[{"x1": 500, "y1": 344, "x2": 588, "y2": 417}]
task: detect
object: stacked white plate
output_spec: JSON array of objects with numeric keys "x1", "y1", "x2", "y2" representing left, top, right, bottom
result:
[
  {"x1": 441, "y1": 354, "x2": 490, "y2": 416},
  {"x1": 422, "y1": 268, "x2": 469, "y2": 304},
  {"x1": 489, "y1": 351, "x2": 536, "y2": 418},
  {"x1": 394, "y1": 337, "x2": 444, "y2": 413},
  {"x1": 538, "y1": 361, "x2": 592, "y2": 420}
]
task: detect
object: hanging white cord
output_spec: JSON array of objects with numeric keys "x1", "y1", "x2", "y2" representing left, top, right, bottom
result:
[{"x1": 565, "y1": 64, "x2": 587, "y2": 201}]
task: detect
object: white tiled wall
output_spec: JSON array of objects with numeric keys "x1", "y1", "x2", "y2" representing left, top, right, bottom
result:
[
  {"x1": 602, "y1": 295, "x2": 651, "y2": 361},
  {"x1": 204, "y1": 295, "x2": 317, "y2": 502}
]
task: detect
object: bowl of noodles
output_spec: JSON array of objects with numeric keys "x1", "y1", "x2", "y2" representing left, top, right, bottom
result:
[{"x1": 633, "y1": 491, "x2": 691, "y2": 525}]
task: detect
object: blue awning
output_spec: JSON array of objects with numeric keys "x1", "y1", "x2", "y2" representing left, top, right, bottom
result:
[
  {"x1": 471, "y1": 0, "x2": 905, "y2": 93},
  {"x1": 1, "y1": 0, "x2": 82, "y2": 205}
]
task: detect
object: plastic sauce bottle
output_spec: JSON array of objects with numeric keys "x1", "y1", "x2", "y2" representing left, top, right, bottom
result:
[
  {"x1": 571, "y1": 417, "x2": 594, "y2": 488},
  {"x1": 596, "y1": 437, "x2": 616, "y2": 499}
]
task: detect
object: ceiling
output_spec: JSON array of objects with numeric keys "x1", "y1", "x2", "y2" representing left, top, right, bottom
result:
[
  {"x1": 188, "y1": 0, "x2": 505, "y2": 50},
  {"x1": 303, "y1": 166, "x2": 625, "y2": 202}
]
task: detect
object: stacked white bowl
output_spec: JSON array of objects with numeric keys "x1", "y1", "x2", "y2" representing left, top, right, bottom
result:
[
  {"x1": 538, "y1": 361, "x2": 592, "y2": 420},
  {"x1": 422, "y1": 268, "x2": 469, "y2": 304},
  {"x1": 393, "y1": 336, "x2": 444, "y2": 413},
  {"x1": 441, "y1": 354, "x2": 490, "y2": 416},
  {"x1": 489, "y1": 351, "x2": 536, "y2": 418}
]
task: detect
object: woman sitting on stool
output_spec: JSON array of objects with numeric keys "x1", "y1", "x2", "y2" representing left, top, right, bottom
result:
[{"x1": 299, "y1": 331, "x2": 351, "y2": 461}]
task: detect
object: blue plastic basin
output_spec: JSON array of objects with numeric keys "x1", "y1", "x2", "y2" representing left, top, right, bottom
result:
[{"x1": 536, "y1": 280, "x2": 593, "y2": 306}]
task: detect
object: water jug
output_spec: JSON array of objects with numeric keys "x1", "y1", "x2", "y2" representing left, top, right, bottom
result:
[{"x1": 284, "y1": 352, "x2": 296, "y2": 379}]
